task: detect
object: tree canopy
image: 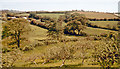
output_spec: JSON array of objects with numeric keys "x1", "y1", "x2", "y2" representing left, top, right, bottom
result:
[
  {"x1": 64, "y1": 13, "x2": 88, "y2": 36},
  {"x1": 2, "y1": 18, "x2": 31, "y2": 48}
]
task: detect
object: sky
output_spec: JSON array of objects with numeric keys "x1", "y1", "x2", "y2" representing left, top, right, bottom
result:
[{"x1": 0, "y1": 0, "x2": 120, "y2": 13}]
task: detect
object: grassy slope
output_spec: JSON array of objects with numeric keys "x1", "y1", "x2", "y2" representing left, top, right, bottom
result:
[
  {"x1": 29, "y1": 24, "x2": 48, "y2": 41},
  {"x1": 14, "y1": 23, "x2": 119, "y2": 67},
  {"x1": 13, "y1": 24, "x2": 110, "y2": 67}
]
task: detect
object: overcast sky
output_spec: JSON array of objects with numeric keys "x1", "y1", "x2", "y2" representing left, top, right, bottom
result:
[{"x1": 0, "y1": 0, "x2": 120, "y2": 12}]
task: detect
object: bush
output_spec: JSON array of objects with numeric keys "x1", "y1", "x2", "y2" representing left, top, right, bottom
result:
[
  {"x1": 28, "y1": 13, "x2": 36, "y2": 18},
  {"x1": 22, "y1": 46, "x2": 33, "y2": 51},
  {"x1": 79, "y1": 31, "x2": 87, "y2": 36},
  {"x1": 2, "y1": 49, "x2": 23, "y2": 67},
  {"x1": 2, "y1": 47, "x2": 11, "y2": 53},
  {"x1": 44, "y1": 40, "x2": 58, "y2": 45},
  {"x1": 100, "y1": 33, "x2": 108, "y2": 37},
  {"x1": 93, "y1": 36, "x2": 101, "y2": 40}
]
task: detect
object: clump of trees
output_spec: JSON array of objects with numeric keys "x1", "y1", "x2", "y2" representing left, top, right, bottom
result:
[
  {"x1": 28, "y1": 13, "x2": 36, "y2": 18},
  {"x1": 64, "y1": 13, "x2": 88, "y2": 36},
  {"x1": 2, "y1": 18, "x2": 31, "y2": 48}
]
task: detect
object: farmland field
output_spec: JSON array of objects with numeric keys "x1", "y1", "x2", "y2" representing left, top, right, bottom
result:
[
  {"x1": 74, "y1": 11, "x2": 118, "y2": 19},
  {"x1": 15, "y1": 13, "x2": 30, "y2": 17},
  {"x1": 90, "y1": 21, "x2": 118, "y2": 28},
  {"x1": 36, "y1": 13, "x2": 65, "y2": 19},
  {"x1": 83, "y1": 27, "x2": 117, "y2": 36},
  {"x1": 28, "y1": 24, "x2": 48, "y2": 43}
]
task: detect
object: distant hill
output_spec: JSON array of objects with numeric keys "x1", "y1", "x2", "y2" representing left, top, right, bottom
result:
[{"x1": 1, "y1": 10, "x2": 22, "y2": 14}]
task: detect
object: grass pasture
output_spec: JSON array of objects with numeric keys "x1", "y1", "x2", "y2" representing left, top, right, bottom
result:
[
  {"x1": 75, "y1": 11, "x2": 118, "y2": 19},
  {"x1": 83, "y1": 27, "x2": 117, "y2": 36},
  {"x1": 29, "y1": 24, "x2": 48, "y2": 42},
  {"x1": 36, "y1": 13, "x2": 65, "y2": 19},
  {"x1": 15, "y1": 13, "x2": 30, "y2": 17},
  {"x1": 90, "y1": 21, "x2": 118, "y2": 28}
]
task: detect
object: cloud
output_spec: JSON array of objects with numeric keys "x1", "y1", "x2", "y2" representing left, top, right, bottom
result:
[
  {"x1": 0, "y1": 0, "x2": 119, "y2": 12},
  {"x1": 0, "y1": 0, "x2": 119, "y2": 2}
]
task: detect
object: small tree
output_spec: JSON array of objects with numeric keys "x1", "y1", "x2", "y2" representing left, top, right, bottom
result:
[
  {"x1": 2, "y1": 18, "x2": 30, "y2": 48},
  {"x1": 47, "y1": 16, "x2": 64, "y2": 41},
  {"x1": 28, "y1": 13, "x2": 36, "y2": 18}
]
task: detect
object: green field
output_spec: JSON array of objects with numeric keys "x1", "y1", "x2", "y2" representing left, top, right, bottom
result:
[
  {"x1": 83, "y1": 27, "x2": 117, "y2": 36},
  {"x1": 15, "y1": 13, "x2": 30, "y2": 17},
  {"x1": 90, "y1": 21, "x2": 118, "y2": 28},
  {"x1": 75, "y1": 11, "x2": 118, "y2": 19},
  {"x1": 36, "y1": 13, "x2": 65, "y2": 19},
  {"x1": 29, "y1": 24, "x2": 48, "y2": 40}
]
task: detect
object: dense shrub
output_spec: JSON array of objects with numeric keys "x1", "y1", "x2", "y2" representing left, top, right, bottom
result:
[
  {"x1": 6, "y1": 13, "x2": 14, "y2": 17},
  {"x1": 100, "y1": 33, "x2": 108, "y2": 37},
  {"x1": 92, "y1": 40, "x2": 119, "y2": 68},
  {"x1": 22, "y1": 46, "x2": 33, "y2": 51},
  {"x1": 2, "y1": 49, "x2": 23, "y2": 67},
  {"x1": 28, "y1": 13, "x2": 36, "y2": 18},
  {"x1": 2, "y1": 47, "x2": 11, "y2": 53}
]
